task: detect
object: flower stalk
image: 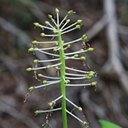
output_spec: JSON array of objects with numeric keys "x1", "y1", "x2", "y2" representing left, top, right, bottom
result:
[{"x1": 57, "y1": 26, "x2": 68, "y2": 128}]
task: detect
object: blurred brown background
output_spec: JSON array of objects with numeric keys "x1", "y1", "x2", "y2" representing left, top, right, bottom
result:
[{"x1": 0, "y1": 0, "x2": 128, "y2": 128}]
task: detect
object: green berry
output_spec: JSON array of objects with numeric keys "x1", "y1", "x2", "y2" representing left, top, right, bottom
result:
[
  {"x1": 78, "y1": 107, "x2": 82, "y2": 111},
  {"x1": 80, "y1": 56, "x2": 86, "y2": 60},
  {"x1": 28, "y1": 47, "x2": 34, "y2": 52},
  {"x1": 33, "y1": 59, "x2": 39, "y2": 64},
  {"x1": 91, "y1": 82, "x2": 97, "y2": 86},
  {"x1": 89, "y1": 71, "x2": 95, "y2": 77},
  {"x1": 77, "y1": 20, "x2": 82, "y2": 24},
  {"x1": 48, "y1": 14, "x2": 52, "y2": 19},
  {"x1": 75, "y1": 24, "x2": 81, "y2": 29},
  {"x1": 48, "y1": 102, "x2": 53, "y2": 106},
  {"x1": 81, "y1": 34, "x2": 87, "y2": 41},
  {"x1": 28, "y1": 86, "x2": 35, "y2": 92},
  {"x1": 26, "y1": 67, "x2": 32, "y2": 72},
  {"x1": 87, "y1": 48, "x2": 94, "y2": 52},
  {"x1": 66, "y1": 19, "x2": 70, "y2": 23},
  {"x1": 33, "y1": 22, "x2": 40, "y2": 27},
  {"x1": 32, "y1": 40, "x2": 38, "y2": 45},
  {"x1": 38, "y1": 74, "x2": 43, "y2": 77},
  {"x1": 65, "y1": 80, "x2": 70, "y2": 84},
  {"x1": 43, "y1": 80, "x2": 48, "y2": 84},
  {"x1": 53, "y1": 28, "x2": 58, "y2": 34},
  {"x1": 55, "y1": 8, "x2": 59, "y2": 13},
  {"x1": 74, "y1": 54, "x2": 78, "y2": 57},
  {"x1": 34, "y1": 110, "x2": 40, "y2": 116},
  {"x1": 67, "y1": 10, "x2": 75, "y2": 15},
  {"x1": 40, "y1": 33, "x2": 45, "y2": 37},
  {"x1": 45, "y1": 21, "x2": 49, "y2": 25}
]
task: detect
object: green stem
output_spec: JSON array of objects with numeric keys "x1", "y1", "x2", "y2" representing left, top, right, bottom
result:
[{"x1": 57, "y1": 27, "x2": 68, "y2": 128}]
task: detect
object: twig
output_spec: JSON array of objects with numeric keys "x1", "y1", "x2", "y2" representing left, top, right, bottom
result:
[
  {"x1": 99, "y1": 81, "x2": 128, "y2": 126},
  {"x1": 80, "y1": 90, "x2": 102, "y2": 128},
  {"x1": 87, "y1": 15, "x2": 107, "y2": 39},
  {"x1": 0, "y1": 119, "x2": 14, "y2": 128},
  {"x1": 0, "y1": 100, "x2": 40, "y2": 128},
  {"x1": 0, "y1": 17, "x2": 30, "y2": 45},
  {"x1": 0, "y1": 53, "x2": 27, "y2": 95},
  {"x1": 119, "y1": 24, "x2": 128, "y2": 35},
  {"x1": 102, "y1": 0, "x2": 128, "y2": 92}
]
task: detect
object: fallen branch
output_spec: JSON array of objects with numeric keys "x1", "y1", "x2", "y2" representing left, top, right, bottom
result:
[
  {"x1": 0, "y1": 17, "x2": 30, "y2": 45},
  {"x1": 0, "y1": 100, "x2": 40, "y2": 128},
  {"x1": 102, "y1": 0, "x2": 128, "y2": 92},
  {"x1": 119, "y1": 24, "x2": 128, "y2": 36},
  {"x1": 87, "y1": 15, "x2": 107, "y2": 39}
]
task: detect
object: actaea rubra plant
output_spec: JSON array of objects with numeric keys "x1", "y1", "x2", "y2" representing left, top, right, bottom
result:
[{"x1": 26, "y1": 8, "x2": 97, "y2": 128}]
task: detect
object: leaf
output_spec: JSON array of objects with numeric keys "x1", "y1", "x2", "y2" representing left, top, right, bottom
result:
[{"x1": 99, "y1": 119, "x2": 122, "y2": 128}]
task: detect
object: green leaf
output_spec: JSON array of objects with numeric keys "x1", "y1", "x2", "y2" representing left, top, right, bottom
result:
[{"x1": 99, "y1": 119, "x2": 122, "y2": 128}]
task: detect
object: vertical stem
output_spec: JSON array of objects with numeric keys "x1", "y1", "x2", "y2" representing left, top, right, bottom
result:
[{"x1": 57, "y1": 28, "x2": 68, "y2": 128}]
